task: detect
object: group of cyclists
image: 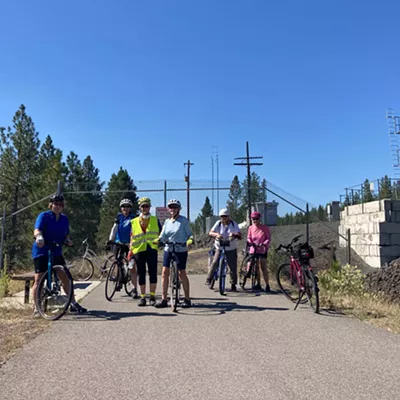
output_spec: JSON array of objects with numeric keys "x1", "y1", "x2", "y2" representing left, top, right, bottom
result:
[{"x1": 31, "y1": 193, "x2": 272, "y2": 317}]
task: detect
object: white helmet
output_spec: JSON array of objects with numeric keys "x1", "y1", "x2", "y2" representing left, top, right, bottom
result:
[
  {"x1": 219, "y1": 208, "x2": 230, "y2": 217},
  {"x1": 120, "y1": 198, "x2": 133, "y2": 207},
  {"x1": 168, "y1": 199, "x2": 181, "y2": 208}
]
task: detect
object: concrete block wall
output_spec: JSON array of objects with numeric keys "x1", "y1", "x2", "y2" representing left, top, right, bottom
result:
[{"x1": 339, "y1": 199, "x2": 400, "y2": 268}]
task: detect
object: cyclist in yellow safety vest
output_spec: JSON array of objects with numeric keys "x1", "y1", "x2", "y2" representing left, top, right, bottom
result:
[{"x1": 129, "y1": 197, "x2": 162, "y2": 306}]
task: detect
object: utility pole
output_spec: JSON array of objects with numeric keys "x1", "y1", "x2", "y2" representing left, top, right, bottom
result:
[
  {"x1": 234, "y1": 141, "x2": 263, "y2": 224},
  {"x1": 184, "y1": 160, "x2": 194, "y2": 220}
]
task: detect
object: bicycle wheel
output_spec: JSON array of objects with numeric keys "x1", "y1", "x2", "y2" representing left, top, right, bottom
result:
[
  {"x1": 35, "y1": 265, "x2": 73, "y2": 321},
  {"x1": 250, "y1": 259, "x2": 258, "y2": 291},
  {"x1": 239, "y1": 255, "x2": 251, "y2": 289},
  {"x1": 170, "y1": 262, "x2": 179, "y2": 312},
  {"x1": 68, "y1": 256, "x2": 94, "y2": 281},
  {"x1": 105, "y1": 261, "x2": 120, "y2": 301},
  {"x1": 276, "y1": 262, "x2": 307, "y2": 303},
  {"x1": 219, "y1": 256, "x2": 226, "y2": 295},
  {"x1": 304, "y1": 267, "x2": 320, "y2": 313},
  {"x1": 124, "y1": 268, "x2": 133, "y2": 296},
  {"x1": 100, "y1": 254, "x2": 115, "y2": 280}
]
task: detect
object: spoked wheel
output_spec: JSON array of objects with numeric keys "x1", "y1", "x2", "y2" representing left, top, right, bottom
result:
[
  {"x1": 124, "y1": 268, "x2": 133, "y2": 296},
  {"x1": 105, "y1": 261, "x2": 120, "y2": 301},
  {"x1": 170, "y1": 263, "x2": 180, "y2": 312},
  {"x1": 239, "y1": 255, "x2": 251, "y2": 289},
  {"x1": 100, "y1": 254, "x2": 115, "y2": 281},
  {"x1": 68, "y1": 257, "x2": 94, "y2": 281},
  {"x1": 276, "y1": 262, "x2": 307, "y2": 304},
  {"x1": 304, "y1": 267, "x2": 320, "y2": 313},
  {"x1": 35, "y1": 265, "x2": 73, "y2": 321},
  {"x1": 250, "y1": 259, "x2": 258, "y2": 291},
  {"x1": 219, "y1": 257, "x2": 226, "y2": 295}
]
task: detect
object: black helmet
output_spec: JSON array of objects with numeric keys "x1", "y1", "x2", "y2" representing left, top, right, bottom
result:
[{"x1": 50, "y1": 194, "x2": 64, "y2": 203}]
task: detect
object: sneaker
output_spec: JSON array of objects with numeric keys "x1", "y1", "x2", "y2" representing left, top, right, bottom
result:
[
  {"x1": 205, "y1": 279, "x2": 211, "y2": 286},
  {"x1": 70, "y1": 303, "x2": 88, "y2": 313},
  {"x1": 254, "y1": 283, "x2": 262, "y2": 291},
  {"x1": 138, "y1": 297, "x2": 146, "y2": 307},
  {"x1": 131, "y1": 288, "x2": 139, "y2": 299},
  {"x1": 265, "y1": 284, "x2": 271, "y2": 293},
  {"x1": 150, "y1": 296, "x2": 156, "y2": 306},
  {"x1": 231, "y1": 284, "x2": 237, "y2": 292},
  {"x1": 181, "y1": 298, "x2": 192, "y2": 308},
  {"x1": 33, "y1": 309, "x2": 40, "y2": 318},
  {"x1": 154, "y1": 299, "x2": 168, "y2": 308}
]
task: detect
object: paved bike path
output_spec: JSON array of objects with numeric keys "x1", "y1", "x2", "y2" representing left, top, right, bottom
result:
[{"x1": 1, "y1": 275, "x2": 399, "y2": 400}]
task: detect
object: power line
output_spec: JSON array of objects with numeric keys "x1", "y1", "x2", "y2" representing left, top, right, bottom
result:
[{"x1": 234, "y1": 141, "x2": 263, "y2": 223}]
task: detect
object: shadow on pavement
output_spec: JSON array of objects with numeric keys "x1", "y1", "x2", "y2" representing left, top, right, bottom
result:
[
  {"x1": 176, "y1": 299, "x2": 289, "y2": 316},
  {"x1": 62, "y1": 309, "x2": 177, "y2": 321}
]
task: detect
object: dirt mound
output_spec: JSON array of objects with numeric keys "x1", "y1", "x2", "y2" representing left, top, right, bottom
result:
[{"x1": 365, "y1": 259, "x2": 400, "y2": 304}]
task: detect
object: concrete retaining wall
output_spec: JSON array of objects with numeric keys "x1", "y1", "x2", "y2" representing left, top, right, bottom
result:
[{"x1": 339, "y1": 199, "x2": 400, "y2": 268}]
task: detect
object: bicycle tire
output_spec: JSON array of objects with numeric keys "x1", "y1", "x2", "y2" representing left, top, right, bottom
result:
[
  {"x1": 304, "y1": 267, "x2": 320, "y2": 313},
  {"x1": 276, "y1": 262, "x2": 307, "y2": 304},
  {"x1": 35, "y1": 265, "x2": 73, "y2": 321},
  {"x1": 105, "y1": 261, "x2": 120, "y2": 301},
  {"x1": 250, "y1": 258, "x2": 257, "y2": 291},
  {"x1": 124, "y1": 268, "x2": 132, "y2": 295},
  {"x1": 239, "y1": 254, "x2": 251, "y2": 289},
  {"x1": 219, "y1": 256, "x2": 226, "y2": 295},
  {"x1": 170, "y1": 262, "x2": 179, "y2": 312},
  {"x1": 69, "y1": 256, "x2": 94, "y2": 281}
]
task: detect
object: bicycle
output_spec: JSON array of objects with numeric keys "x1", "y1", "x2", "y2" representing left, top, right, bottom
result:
[
  {"x1": 209, "y1": 238, "x2": 232, "y2": 295},
  {"x1": 239, "y1": 242, "x2": 264, "y2": 292},
  {"x1": 68, "y1": 238, "x2": 115, "y2": 281},
  {"x1": 35, "y1": 242, "x2": 74, "y2": 321},
  {"x1": 160, "y1": 240, "x2": 187, "y2": 312},
  {"x1": 275, "y1": 234, "x2": 320, "y2": 313},
  {"x1": 104, "y1": 242, "x2": 133, "y2": 301}
]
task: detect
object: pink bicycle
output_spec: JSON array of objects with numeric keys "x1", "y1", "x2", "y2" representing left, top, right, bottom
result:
[{"x1": 275, "y1": 234, "x2": 320, "y2": 313}]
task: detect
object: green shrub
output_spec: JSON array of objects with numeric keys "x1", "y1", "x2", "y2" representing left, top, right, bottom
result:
[
  {"x1": 267, "y1": 246, "x2": 286, "y2": 274},
  {"x1": 318, "y1": 262, "x2": 365, "y2": 301}
]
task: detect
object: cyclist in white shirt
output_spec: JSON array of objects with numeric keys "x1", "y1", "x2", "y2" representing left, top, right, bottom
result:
[{"x1": 206, "y1": 208, "x2": 242, "y2": 291}]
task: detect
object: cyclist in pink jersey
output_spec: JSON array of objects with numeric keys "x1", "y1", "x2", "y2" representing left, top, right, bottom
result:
[{"x1": 246, "y1": 211, "x2": 271, "y2": 292}]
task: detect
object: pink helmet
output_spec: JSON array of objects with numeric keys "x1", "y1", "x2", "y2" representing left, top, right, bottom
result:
[{"x1": 251, "y1": 211, "x2": 261, "y2": 219}]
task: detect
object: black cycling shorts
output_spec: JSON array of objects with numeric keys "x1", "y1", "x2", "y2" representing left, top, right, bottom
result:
[{"x1": 33, "y1": 255, "x2": 66, "y2": 274}]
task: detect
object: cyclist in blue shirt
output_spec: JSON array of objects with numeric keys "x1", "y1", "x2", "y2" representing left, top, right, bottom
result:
[
  {"x1": 108, "y1": 198, "x2": 138, "y2": 298},
  {"x1": 32, "y1": 194, "x2": 87, "y2": 317}
]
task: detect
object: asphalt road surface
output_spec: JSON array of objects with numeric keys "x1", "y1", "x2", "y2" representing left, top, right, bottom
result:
[{"x1": 1, "y1": 275, "x2": 399, "y2": 400}]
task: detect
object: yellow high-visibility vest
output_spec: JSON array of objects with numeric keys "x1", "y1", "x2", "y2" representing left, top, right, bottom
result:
[{"x1": 130, "y1": 216, "x2": 159, "y2": 254}]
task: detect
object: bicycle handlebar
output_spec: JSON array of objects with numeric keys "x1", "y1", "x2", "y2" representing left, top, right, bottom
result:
[{"x1": 276, "y1": 234, "x2": 303, "y2": 253}]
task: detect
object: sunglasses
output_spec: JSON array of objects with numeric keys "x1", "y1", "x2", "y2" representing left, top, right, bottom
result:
[
  {"x1": 52, "y1": 202, "x2": 63, "y2": 207},
  {"x1": 141, "y1": 204, "x2": 150, "y2": 208},
  {"x1": 121, "y1": 205, "x2": 132, "y2": 208},
  {"x1": 220, "y1": 215, "x2": 229, "y2": 218},
  {"x1": 168, "y1": 205, "x2": 179, "y2": 209},
  {"x1": 252, "y1": 218, "x2": 260, "y2": 221}
]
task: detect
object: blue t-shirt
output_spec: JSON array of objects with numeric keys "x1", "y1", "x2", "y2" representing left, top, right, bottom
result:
[
  {"x1": 32, "y1": 211, "x2": 70, "y2": 259},
  {"x1": 159, "y1": 215, "x2": 193, "y2": 253},
  {"x1": 115, "y1": 213, "x2": 134, "y2": 244}
]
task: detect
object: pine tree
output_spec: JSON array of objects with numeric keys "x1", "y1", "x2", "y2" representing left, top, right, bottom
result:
[
  {"x1": 226, "y1": 175, "x2": 245, "y2": 223},
  {"x1": 379, "y1": 175, "x2": 392, "y2": 200},
  {"x1": 0, "y1": 105, "x2": 42, "y2": 266},
  {"x1": 362, "y1": 179, "x2": 374, "y2": 203},
  {"x1": 96, "y1": 167, "x2": 138, "y2": 245}
]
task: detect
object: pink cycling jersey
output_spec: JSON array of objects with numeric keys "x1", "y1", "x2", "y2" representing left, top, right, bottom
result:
[{"x1": 247, "y1": 224, "x2": 271, "y2": 254}]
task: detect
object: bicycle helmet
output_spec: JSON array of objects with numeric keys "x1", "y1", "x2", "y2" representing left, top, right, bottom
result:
[
  {"x1": 138, "y1": 197, "x2": 151, "y2": 207},
  {"x1": 250, "y1": 211, "x2": 261, "y2": 219},
  {"x1": 119, "y1": 198, "x2": 133, "y2": 207},
  {"x1": 168, "y1": 199, "x2": 181, "y2": 208},
  {"x1": 50, "y1": 194, "x2": 64, "y2": 203},
  {"x1": 219, "y1": 208, "x2": 230, "y2": 217}
]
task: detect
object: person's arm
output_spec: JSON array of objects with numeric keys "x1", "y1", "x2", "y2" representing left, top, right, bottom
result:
[
  {"x1": 262, "y1": 226, "x2": 271, "y2": 249},
  {"x1": 34, "y1": 213, "x2": 45, "y2": 247},
  {"x1": 209, "y1": 221, "x2": 222, "y2": 239},
  {"x1": 184, "y1": 218, "x2": 194, "y2": 245},
  {"x1": 231, "y1": 222, "x2": 242, "y2": 240},
  {"x1": 247, "y1": 226, "x2": 253, "y2": 244},
  {"x1": 158, "y1": 221, "x2": 167, "y2": 243}
]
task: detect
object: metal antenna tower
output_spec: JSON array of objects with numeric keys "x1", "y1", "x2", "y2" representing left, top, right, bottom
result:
[
  {"x1": 234, "y1": 141, "x2": 263, "y2": 223},
  {"x1": 386, "y1": 108, "x2": 400, "y2": 178}
]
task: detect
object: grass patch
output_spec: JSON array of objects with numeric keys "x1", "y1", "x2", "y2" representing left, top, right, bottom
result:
[
  {"x1": 0, "y1": 307, "x2": 49, "y2": 368},
  {"x1": 318, "y1": 263, "x2": 400, "y2": 334}
]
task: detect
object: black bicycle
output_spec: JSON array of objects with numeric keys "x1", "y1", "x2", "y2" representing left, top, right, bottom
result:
[
  {"x1": 35, "y1": 242, "x2": 74, "y2": 321},
  {"x1": 239, "y1": 242, "x2": 263, "y2": 291},
  {"x1": 209, "y1": 238, "x2": 233, "y2": 295},
  {"x1": 105, "y1": 242, "x2": 132, "y2": 301}
]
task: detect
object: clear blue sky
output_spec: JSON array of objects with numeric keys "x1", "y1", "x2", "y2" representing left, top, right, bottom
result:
[{"x1": 1, "y1": 0, "x2": 399, "y2": 213}]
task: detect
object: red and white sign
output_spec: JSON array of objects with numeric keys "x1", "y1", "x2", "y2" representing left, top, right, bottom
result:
[{"x1": 156, "y1": 207, "x2": 170, "y2": 224}]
